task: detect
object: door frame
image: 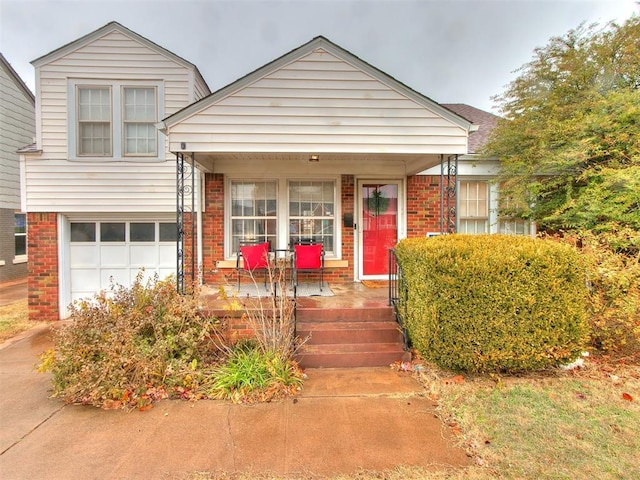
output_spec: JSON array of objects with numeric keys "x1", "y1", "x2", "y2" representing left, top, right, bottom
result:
[{"x1": 356, "y1": 178, "x2": 405, "y2": 281}]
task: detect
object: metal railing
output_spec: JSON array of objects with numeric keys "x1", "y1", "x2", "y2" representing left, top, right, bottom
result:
[{"x1": 388, "y1": 249, "x2": 409, "y2": 350}]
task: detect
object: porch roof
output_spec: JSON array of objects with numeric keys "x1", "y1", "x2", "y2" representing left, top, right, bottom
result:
[{"x1": 162, "y1": 36, "x2": 476, "y2": 176}]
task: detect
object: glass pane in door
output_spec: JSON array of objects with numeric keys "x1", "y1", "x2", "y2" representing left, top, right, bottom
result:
[{"x1": 362, "y1": 183, "x2": 398, "y2": 276}]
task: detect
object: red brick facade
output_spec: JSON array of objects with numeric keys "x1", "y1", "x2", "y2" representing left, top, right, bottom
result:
[
  {"x1": 27, "y1": 213, "x2": 59, "y2": 321},
  {"x1": 406, "y1": 175, "x2": 442, "y2": 236}
]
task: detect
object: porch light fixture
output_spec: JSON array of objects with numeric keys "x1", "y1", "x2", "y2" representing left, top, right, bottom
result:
[{"x1": 309, "y1": 154, "x2": 319, "y2": 162}]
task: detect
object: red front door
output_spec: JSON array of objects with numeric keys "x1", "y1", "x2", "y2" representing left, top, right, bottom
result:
[{"x1": 361, "y1": 183, "x2": 399, "y2": 276}]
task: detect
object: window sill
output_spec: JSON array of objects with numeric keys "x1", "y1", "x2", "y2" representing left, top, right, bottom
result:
[
  {"x1": 216, "y1": 259, "x2": 348, "y2": 269},
  {"x1": 0, "y1": 260, "x2": 5, "y2": 266},
  {"x1": 13, "y1": 256, "x2": 27, "y2": 264}
]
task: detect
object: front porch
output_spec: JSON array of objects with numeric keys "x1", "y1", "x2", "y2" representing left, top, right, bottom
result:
[{"x1": 199, "y1": 281, "x2": 407, "y2": 368}]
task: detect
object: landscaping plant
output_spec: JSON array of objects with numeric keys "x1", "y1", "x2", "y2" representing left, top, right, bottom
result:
[
  {"x1": 39, "y1": 273, "x2": 219, "y2": 409},
  {"x1": 560, "y1": 229, "x2": 640, "y2": 358},
  {"x1": 210, "y1": 263, "x2": 305, "y2": 403},
  {"x1": 395, "y1": 235, "x2": 590, "y2": 373}
]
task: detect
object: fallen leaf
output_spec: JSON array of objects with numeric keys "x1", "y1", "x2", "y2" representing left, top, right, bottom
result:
[
  {"x1": 444, "y1": 375, "x2": 465, "y2": 385},
  {"x1": 138, "y1": 404, "x2": 154, "y2": 411},
  {"x1": 575, "y1": 392, "x2": 586, "y2": 400},
  {"x1": 622, "y1": 392, "x2": 633, "y2": 402}
]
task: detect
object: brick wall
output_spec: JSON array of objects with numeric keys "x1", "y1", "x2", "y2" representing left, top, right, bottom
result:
[
  {"x1": 407, "y1": 175, "x2": 442, "y2": 236},
  {"x1": 201, "y1": 173, "x2": 225, "y2": 284},
  {"x1": 27, "y1": 213, "x2": 59, "y2": 321}
]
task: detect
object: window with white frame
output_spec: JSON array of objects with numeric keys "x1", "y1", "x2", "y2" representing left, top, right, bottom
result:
[
  {"x1": 14, "y1": 213, "x2": 27, "y2": 259},
  {"x1": 78, "y1": 87, "x2": 112, "y2": 156},
  {"x1": 69, "y1": 80, "x2": 162, "y2": 160},
  {"x1": 230, "y1": 181, "x2": 278, "y2": 254},
  {"x1": 497, "y1": 193, "x2": 533, "y2": 236},
  {"x1": 123, "y1": 87, "x2": 157, "y2": 155},
  {"x1": 288, "y1": 181, "x2": 335, "y2": 252},
  {"x1": 458, "y1": 181, "x2": 489, "y2": 234}
]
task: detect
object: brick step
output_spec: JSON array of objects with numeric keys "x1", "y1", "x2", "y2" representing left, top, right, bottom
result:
[
  {"x1": 296, "y1": 306, "x2": 395, "y2": 323},
  {"x1": 296, "y1": 343, "x2": 405, "y2": 368},
  {"x1": 297, "y1": 321, "x2": 403, "y2": 345}
]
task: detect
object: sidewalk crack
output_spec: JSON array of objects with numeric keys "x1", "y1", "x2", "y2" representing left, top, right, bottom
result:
[{"x1": 1, "y1": 404, "x2": 65, "y2": 456}]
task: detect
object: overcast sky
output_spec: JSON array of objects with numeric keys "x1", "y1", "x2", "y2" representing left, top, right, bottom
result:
[{"x1": 1, "y1": 0, "x2": 638, "y2": 113}]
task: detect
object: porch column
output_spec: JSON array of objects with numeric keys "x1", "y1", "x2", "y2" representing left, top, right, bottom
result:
[
  {"x1": 439, "y1": 154, "x2": 458, "y2": 234},
  {"x1": 176, "y1": 152, "x2": 196, "y2": 293}
]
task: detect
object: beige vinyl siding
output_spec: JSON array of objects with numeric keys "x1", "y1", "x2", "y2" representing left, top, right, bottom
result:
[
  {"x1": 28, "y1": 29, "x2": 200, "y2": 213},
  {"x1": 0, "y1": 62, "x2": 35, "y2": 209},
  {"x1": 37, "y1": 30, "x2": 192, "y2": 160},
  {"x1": 169, "y1": 50, "x2": 467, "y2": 154},
  {"x1": 24, "y1": 159, "x2": 176, "y2": 212}
]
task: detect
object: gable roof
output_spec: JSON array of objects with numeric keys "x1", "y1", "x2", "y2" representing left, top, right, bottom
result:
[
  {"x1": 30, "y1": 21, "x2": 209, "y2": 93},
  {"x1": 442, "y1": 103, "x2": 499, "y2": 153},
  {"x1": 0, "y1": 52, "x2": 35, "y2": 103},
  {"x1": 163, "y1": 35, "x2": 474, "y2": 131}
]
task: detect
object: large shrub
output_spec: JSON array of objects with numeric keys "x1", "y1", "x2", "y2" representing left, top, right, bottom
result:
[
  {"x1": 395, "y1": 235, "x2": 589, "y2": 373},
  {"x1": 39, "y1": 274, "x2": 219, "y2": 409},
  {"x1": 559, "y1": 229, "x2": 640, "y2": 358}
]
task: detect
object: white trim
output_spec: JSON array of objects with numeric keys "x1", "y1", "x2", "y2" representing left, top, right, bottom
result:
[
  {"x1": 356, "y1": 178, "x2": 405, "y2": 281},
  {"x1": 0, "y1": 260, "x2": 5, "y2": 266},
  {"x1": 58, "y1": 214, "x2": 71, "y2": 319},
  {"x1": 12, "y1": 255, "x2": 27, "y2": 264}
]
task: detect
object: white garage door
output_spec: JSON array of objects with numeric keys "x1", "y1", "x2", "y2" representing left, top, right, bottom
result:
[{"x1": 69, "y1": 220, "x2": 177, "y2": 303}]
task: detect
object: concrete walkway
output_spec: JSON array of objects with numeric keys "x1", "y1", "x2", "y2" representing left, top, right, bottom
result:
[
  {"x1": 0, "y1": 280, "x2": 27, "y2": 307},
  {"x1": 0, "y1": 326, "x2": 470, "y2": 479}
]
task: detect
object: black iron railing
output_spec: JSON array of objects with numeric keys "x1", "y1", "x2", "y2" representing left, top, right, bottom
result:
[{"x1": 388, "y1": 249, "x2": 409, "y2": 350}]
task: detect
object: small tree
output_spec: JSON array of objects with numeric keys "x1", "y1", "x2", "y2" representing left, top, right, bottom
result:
[{"x1": 485, "y1": 16, "x2": 640, "y2": 235}]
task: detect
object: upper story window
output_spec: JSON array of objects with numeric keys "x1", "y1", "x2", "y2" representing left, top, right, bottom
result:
[
  {"x1": 78, "y1": 87, "x2": 112, "y2": 156},
  {"x1": 69, "y1": 80, "x2": 163, "y2": 161},
  {"x1": 123, "y1": 88, "x2": 157, "y2": 155}
]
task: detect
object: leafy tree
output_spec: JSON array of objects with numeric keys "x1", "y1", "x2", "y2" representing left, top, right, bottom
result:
[{"x1": 485, "y1": 16, "x2": 640, "y2": 234}]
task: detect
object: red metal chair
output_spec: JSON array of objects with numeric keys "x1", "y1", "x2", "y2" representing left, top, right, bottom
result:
[
  {"x1": 236, "y1": 241, "x2": 271, "y2": 290},
  {"x1": 292, "y1": 241, "x2": 325, "y2": 291}
]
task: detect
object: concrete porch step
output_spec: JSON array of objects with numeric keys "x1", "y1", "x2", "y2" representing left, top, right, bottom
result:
[
  {"x1": 297, "y1": 321, "x2": 403, "y2": 345},
  {"x1": 296, "y1": 343, "x2": 405, "y2": 369},
  {"x1": 296, "y1": 306, "x2": 395, "y2": 323}
]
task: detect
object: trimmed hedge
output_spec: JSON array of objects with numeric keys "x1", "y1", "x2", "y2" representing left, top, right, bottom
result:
[{"x1": 395, "y1": 235, "x2": 589, "y2": 373}]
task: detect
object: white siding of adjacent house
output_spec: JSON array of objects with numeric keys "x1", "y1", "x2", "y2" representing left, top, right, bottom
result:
[
  {"x1": 25, "y1": 29, "x2": 203, "y2": 213},
  {"x1": 0, "y1": 62, "x2": 34, "y2": 210},
  {"x1": 169, "y1": 49, "x2": 468, "y2": 155}
]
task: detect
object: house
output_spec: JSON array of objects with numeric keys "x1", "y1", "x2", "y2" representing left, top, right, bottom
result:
[
  {"x1": 21, "y1": 22, "x2": 530, "y2": 321},
  {"x1": 0, "y1": 53, "x2": 35, "y2": 284}
]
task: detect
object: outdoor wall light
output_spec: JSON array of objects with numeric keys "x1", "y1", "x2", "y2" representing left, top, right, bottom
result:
[{"x1": 309, "y1": 154, "x2": 319, "y2": 162}]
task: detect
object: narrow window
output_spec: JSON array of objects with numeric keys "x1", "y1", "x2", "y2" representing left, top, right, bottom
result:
[
  {"x1": 288, "y1": 181, "x2": 335, "y2": 253},
  {"x1": 77, "y1": 87, "x2": 112, "y2": 156},
  {"x1": 230, "y1": 181, "x2": 277, "y2": 254},
  {"x1": 458, "y1": 181, "x2": 489, "y2": 234},
  {"x1": 14, "y1": 214, "x2": 27, "y2": 256},
  {"x1": 123, "y1": 87, "x2": 157, "y2": 156}
]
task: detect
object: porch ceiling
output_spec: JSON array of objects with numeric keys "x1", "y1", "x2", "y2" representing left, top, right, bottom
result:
[{"x1": 181, "y1": 151, "x2": 447, "y2": 176}]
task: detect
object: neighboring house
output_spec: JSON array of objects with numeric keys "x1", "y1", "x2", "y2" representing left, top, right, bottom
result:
[
  {"x1": 421, "y1": 104, "x2": 534, "y2": 236},
  {"x1": 0, "y1": 53, "x2": 35, "y2": 284},
  {"x1": 22, "y1": 22, "x2": 530, "y2": 321}
]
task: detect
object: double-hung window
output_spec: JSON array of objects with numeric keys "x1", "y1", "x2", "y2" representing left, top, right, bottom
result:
[
  {"x1": 70, "y1": 80, "x2": 162, "y2": 160},
  {"x1": 123, "y1": 87, "x2": 157, "y2": 155},
  {"x1": 458, "y1": 181, "x2": 489, "y2": 234},
  {"x1": 289, "y1": 181, "x2": 335, "y2": 252},
  {"x1": 78, "y1": 87, "x2": 112, "y2": 156},
  {"x1": 230, "y1": 181, "x2": 278, "y2": 253},
  {"x1": 228, "y1": 178, "x2": 338, "y2": 257}
]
